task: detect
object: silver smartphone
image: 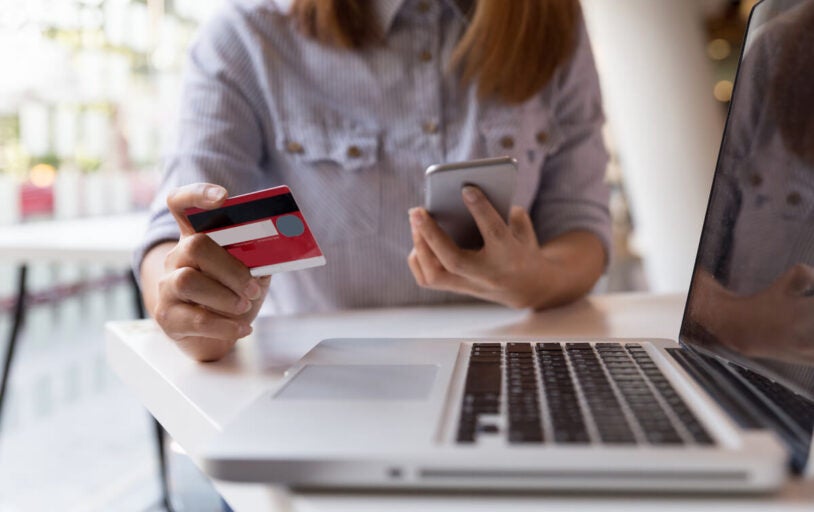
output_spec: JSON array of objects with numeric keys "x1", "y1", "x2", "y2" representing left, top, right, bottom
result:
[{"x1": 424, "y1": 156, "x2": 518, "y2": 249}]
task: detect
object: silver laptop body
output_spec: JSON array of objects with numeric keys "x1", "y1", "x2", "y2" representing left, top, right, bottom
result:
[{"x1": 200, "y1": 0, "x2": 814, "y2": 492}]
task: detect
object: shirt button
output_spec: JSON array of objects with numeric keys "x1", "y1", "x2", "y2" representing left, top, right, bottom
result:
[
  {"x1": 749, "y1": 174, "x2": 763, "y2": 187},
  {"x1": 422, "y1": 121, "x2": 439, "y2": 134},
  {"x1": 787, "y1": 191, "x2": 802, "y2": 206},
  {"x1": 419, "y1": 50, "x2": 433, "y2": 62},
  {"x1": 500, "y1": 136, "x2": 515, "y2": 149},
  {"x1": 347, "y1": 145, "x2": 363, "y2": 158},
  {"x1": 536, "y1": 131, "x2": 549, "y2": 145},
  {"x1": 286, "y1": 141, "x2": 304, "y2": 154},
  {"x1": 417, "y1": 0, "x2": 430, "y2": 13}
]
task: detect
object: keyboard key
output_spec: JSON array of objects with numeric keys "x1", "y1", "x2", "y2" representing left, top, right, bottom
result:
[
  {"x1": 507, "y1": 342, "x2": 533, "y2": 353},
  {"x1": 479, "y1": 424, "x2": 500, "y2": 434}
]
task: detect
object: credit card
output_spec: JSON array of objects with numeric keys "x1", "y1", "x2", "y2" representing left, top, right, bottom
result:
[{"x1": 185, "y1": 185, "x2": 325, "y2": 277}]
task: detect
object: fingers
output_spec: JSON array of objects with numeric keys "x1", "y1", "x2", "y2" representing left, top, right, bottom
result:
[
  {"x1": 155, "y1": 300, "x2": 252, "y2": 342},
  {"x1": 154, "y1": 254, "x2": 269, "y2": 363},
  {"x1": 167, "y1": 233, "x2": 262, "y2": 301},
  {"x1": 156, "y1": 183, "x2": 272, "y2": 363},
  {"x1": 175, "y1": 336, "x2": 239, "y2": 363},
  {"x1": 409, "y1": 216, "x2": 450, "y2": 285},
  {"x1": 407, "y1": 248, "x2": 427, "y2": 286},
  {"x1": 166, "y1": 183, "x2": 228, "y2": 236},
  {"x1": 508, "y1": 206, "x2": 537, "y2": 243},
  {"x1": 461, "y1": 186, "x2": 509, "y2": 246},
  {"x1": 408, "y1": 222, "x2": 473, "y2": 291},
  {"x1": 165, "y1": 184, "x2": 260, "y2": 301},
  {"x1": 407, "y1": 233, "x2": 496, "y2": 302},
  {"x1": 166, "y1": 267, "x2": 253, "y2": 316},
  {"x1": 409, "y1": 207, "x2": 476, "y2": 277}
]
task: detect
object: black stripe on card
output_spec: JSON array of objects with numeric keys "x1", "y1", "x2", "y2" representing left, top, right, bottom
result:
[{"x1": 188, "y1": 193, "x2": 300, "y2": 232}]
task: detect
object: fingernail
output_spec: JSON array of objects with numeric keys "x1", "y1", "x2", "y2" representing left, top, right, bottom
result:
[
  {"x1": 237, "y1": 298, "x2": 252, "y2": 314},
  {"x1": 205, "y1": 186, "x2": 226, "y2": 202},
  {"x1": 238, "y1": 324, "x2": 252, "y2": 338},
  {"x1": 462, "y1": 186, "x2": 479, "y2": 203},
  {"x1": 244, "y1": 280, "x2": 262, "y2": 300},
  {"x1": 409, "y1": 208, "x2": 424, "y2": 226}
]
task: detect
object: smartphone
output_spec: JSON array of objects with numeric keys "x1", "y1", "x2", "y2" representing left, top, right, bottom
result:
[{"x1": 424, "y1": 156, "x2": 518, "y2": 249}]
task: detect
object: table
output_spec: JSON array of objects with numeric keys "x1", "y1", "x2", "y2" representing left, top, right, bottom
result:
[
  {"x1": 0, "y1": 212, "x2": 152, "y2": 413},
  {"x1": 0, "y1": 212, "x2": 175, "y2": 510},
  {"x1": 0, "y1": 212, "x2": 149, "y2": 264},
  {"x1": 105, "y1": 293, "x2": 814, "y2": 511}
]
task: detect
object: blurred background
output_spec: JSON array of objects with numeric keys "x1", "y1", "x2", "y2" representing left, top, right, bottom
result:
[{"x1": 0, "y1": 0, "x2": 756, "y2": 510}]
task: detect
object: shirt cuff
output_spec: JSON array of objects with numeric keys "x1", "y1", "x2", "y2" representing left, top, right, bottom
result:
[{"x1": 131, "y1": 213, "x2": 180, "y2": 289}]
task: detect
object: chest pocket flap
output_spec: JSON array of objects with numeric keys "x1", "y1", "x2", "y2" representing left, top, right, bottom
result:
[
  {"x1": 276, "y1": 120, "x2": 379, "y2": 172},
  {"x1": 479, "y1": 105, "x2": 563, "y2": 209},
  {"x1": 273, "y1": 119, "x2": 381, "y2": 246}
]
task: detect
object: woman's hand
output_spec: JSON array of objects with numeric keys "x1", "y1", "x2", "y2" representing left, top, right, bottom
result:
[
  {"x1": 140, "y1": 183, "x2": 270, "y2": 362},
  {"x1": 690, "y1": 266, "x2": 814, "y2": 364},
  {"x1": 407, "y1": 185, "x2": 604, "y2": 310}
]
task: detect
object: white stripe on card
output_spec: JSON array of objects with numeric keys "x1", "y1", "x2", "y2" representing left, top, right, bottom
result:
[
  {"x1": 250, "y1": 255, "x2": 326, "y2": 276},
  {"x1": 206, "y1": 219, "x2": 278, "y2": 246}
]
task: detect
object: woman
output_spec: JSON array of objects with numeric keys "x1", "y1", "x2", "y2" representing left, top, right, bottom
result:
[
  {"x1": 685, "y1": 0, "x2": 814, "y2": 366},
  {"x1": 138, "y1": 0, "x2": 611, "y2": 362}
]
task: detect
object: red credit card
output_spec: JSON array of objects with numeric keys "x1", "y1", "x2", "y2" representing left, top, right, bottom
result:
[{"x1": 185, "y1": 186, "x2": 325, "y2": 277}]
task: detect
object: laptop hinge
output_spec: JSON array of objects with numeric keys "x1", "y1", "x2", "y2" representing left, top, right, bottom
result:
[
  {"x1": 668, "y1": 347, "x2": 813, "y2": 474},
  {"x1": 668, "y1": 348, "x2": 764, "y2": 429}
]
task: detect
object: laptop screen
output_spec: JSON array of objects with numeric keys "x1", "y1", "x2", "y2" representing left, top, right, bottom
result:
[{"x1": 680, "y1": 0, "x2": 814, "y2": 402}]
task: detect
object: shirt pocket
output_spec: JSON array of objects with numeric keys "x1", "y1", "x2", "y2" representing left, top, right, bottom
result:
[
  {"x1": 478, "y1": 107, "x2": 562, "y2": 209},
  {"x1": 274, "y1": 120, "x2": 381, "y2": 248},
  {"x1": 737, "y1": 166, "x2": 814, "y2": 222},
  {"x1": 730, "y1": 165, "x2": 814, "y2": 289}
]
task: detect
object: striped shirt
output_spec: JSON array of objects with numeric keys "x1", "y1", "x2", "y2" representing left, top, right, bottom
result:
[
  {"x1": 699, "y1": 11, "x2": 814, "y2": 296},
  {"x1": 136, "y1": 0, "x2": 611, "y2": 314}
]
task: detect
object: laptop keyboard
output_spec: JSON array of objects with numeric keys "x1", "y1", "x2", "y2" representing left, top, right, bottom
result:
[
  {"x1": 457, "y1": 342, "x2": 715, "y2": 446},
  {"x1": 731, "y1": 364, "x2": 814, "y2": 434}
]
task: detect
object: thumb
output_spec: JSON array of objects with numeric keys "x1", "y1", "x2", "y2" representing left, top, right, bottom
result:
[{"x1": 166, "y1": 183, "x2": 228, "y2": 236}]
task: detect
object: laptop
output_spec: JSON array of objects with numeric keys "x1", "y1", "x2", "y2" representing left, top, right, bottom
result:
[{"x1": 200, "y1": 0, "x2": 814, "y2": 492}]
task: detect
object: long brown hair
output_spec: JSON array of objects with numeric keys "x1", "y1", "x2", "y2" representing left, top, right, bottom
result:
[
  {"x1": 290, "y1": 0, "x2": 581, "y2": 104},
  {"x1": 769, "y1": 2, "x2": 814, "y2": 165}
]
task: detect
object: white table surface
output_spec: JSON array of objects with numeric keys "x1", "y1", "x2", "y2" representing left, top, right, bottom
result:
[
  {"x1": 105, "y1": 293, "x2": 814, "y2": 511},
  {"x1": 0, "y1": 212, "x2": 149, "y2": 264}
]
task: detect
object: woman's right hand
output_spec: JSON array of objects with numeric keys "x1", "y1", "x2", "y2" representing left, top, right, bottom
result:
[{"x1": 140, "y1": 183, "x2": 270, "y2": 362}]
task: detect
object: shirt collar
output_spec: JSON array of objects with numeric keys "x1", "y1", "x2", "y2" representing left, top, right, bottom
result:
[
  {"x1": 372, "y1": 0, "x2": 473, "y2": 35},
  {"x1": 449, "y1": 0, "x2": 475, "y2": 21},
  {"x1": 371, "y1": 0, "x2": 405, "y2": 34}
]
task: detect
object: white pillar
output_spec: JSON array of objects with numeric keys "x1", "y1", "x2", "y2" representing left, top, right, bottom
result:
[
  {"x1": 582, "y1": 0, "x2": 725, "y2": 292},
  {"x1": 54, "y1": 165, "x2": 82, "y2": 219},
  {"x1": 83, "y1": 172, "x2": 108, "y2": 217},
  {"x1": 0, "y1": 174, "x2": 20, "y2": 226},
  {"x1": 0, "y1": 175, "x2": 21, "y2": 300},
  {"x1": 54, "y1": 166, "x2": 84, "y2": 287}
]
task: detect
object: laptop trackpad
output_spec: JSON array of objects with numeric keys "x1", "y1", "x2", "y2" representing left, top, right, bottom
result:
[{"x1": 275, "y1": 364, "x2": 438, "y2": 400}]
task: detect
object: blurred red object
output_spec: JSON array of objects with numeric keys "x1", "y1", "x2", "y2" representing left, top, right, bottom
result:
[{"x1": 20, "y1": 182, "x2": 54, "y2": 218}]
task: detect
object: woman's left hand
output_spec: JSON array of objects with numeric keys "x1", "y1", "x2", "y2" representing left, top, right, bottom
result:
[{"x1": 408, "y1": 185, "x2": 555, "y2": 309}]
